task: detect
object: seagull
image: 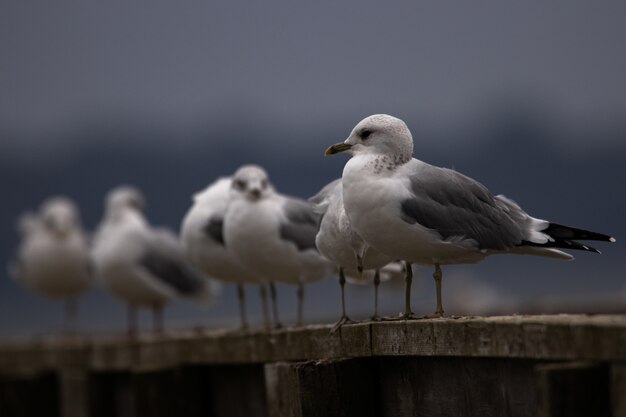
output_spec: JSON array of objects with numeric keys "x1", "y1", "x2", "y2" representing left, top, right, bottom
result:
[
  {"x1": 223, "y1": 165, "x2": 333, "y2": 327},
  {"x1": 180, "y1": 177, "x2": 272, "y2": 330},
  {"x1": 92, "y1": 186, "x2": 218, "y2": 336},
  {"x1": 9, "y1": 197, "x2": 92, "y2": 333},
  {"x1": 325, "y1": 114, "x2": 615, "y2": 318},
  {"x1": 310, "y1": 178, "x2": 405, "y2": 327}
]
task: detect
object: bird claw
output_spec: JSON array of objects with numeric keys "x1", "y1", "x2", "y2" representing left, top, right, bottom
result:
[
  {"x1": 422, "y1": 311, "x2": 445, "y2": 319},
  {"x1": 377, "y1": 312, "x2": 425, "y2": 321},
  {"x1": 330, "y1": 316, "x2": 354, "y2": 333}
]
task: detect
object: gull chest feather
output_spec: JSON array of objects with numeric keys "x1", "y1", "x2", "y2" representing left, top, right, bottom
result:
[{"x1": 342, "y1": 156, "x2": 483, "y2": 264}]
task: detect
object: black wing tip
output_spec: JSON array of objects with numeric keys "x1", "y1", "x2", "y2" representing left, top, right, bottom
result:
[
  {"x1": 545, "y1": 222, "x2": 614, "y2": 242},
  {"x1": 520, "y1": 239, "x2": 602, "y2": 254}
]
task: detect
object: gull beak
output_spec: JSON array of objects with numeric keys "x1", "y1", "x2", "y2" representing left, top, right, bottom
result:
[
  {"x1": 52, "y1": 219, "x2": 72, "y2": 238},
  {"x1": 248, "y1": 188, "x2": 262, "y2": 200},
  {"x1": 324, "y1": 142, "x2": 352, "y2": 156}
]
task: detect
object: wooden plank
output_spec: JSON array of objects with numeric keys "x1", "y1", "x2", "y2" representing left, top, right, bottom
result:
[
  {"x1": 612, "y1": 363, "x2": 626, "y2": 417},
  {"x1": 1, "y1": 315, "x2": 626, "y2": 372},
  {"x1": 0, "y1": 371, "x2": 61, "y2": 417},
  {"x1": 130, "y1": 364, "x2": 267, "y2": 417},
  {"x1": 204, "y1": 364, "x2": 268, "y2": 417},
  {"x1": 377, "y1": 357, "x2": 539, "y2": 417},
  {"x1": 295, "y1": 358, "x2": 378, "y2": 417},
  {"x1": 59, "y1": 368, "x2": 88, "y2": 417},
  {"x1": 265, "y1": 358, "x2": 378, "y2": 417},
  {"x1": 536, "y1": 362, "x2": 611, "y2": 417},
  {"x1": 88, "y1": 372, "x2": 135, "y2": 417},
  {"x1": 265, "y1": 362, "x2": 302, "y2": 417}
]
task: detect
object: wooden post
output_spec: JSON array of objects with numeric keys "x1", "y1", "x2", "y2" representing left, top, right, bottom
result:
[
  {"x1": 0, "y1": 315, "x2": 624, "y2": 416},
  {"x1": 204, "y1": 364, "x2": 268, "y2": 417},
  {"x1": 265, "y1": 358, "x2": 378, "y2": 417},
  {"x1": 537, "y1": 362, "x2": 611, "y2": 417},
  {"x1": 612, "y1": 363, "x2": 626, "y2": 417},
  {"x1": 265, "y1": 362, "x2": 302, "y2": 417},
  {"x1": 89, "y1": 372, "x2": 135, "y2": 417},
  {"x1": 377, "y1": 357, "x2": 539, "y2": 417},
  {"x1": 59, "y1": 367, "x2": 89, "y2": 417},
  {"x1": 0, "y1": 371, "x2": 61, "y2": 417}
]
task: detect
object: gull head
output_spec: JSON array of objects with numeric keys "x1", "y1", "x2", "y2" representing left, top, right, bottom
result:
[
  {"x1": 105, "y1": 185, "x2": 145, "y2": 216},
  {"x1": 39, "y1": 196, "x2": 80, "y2": 238},
  {"x1": 325, "y1": 114, "x2": 413, "y2": 162},
  {"x1": 230, "y1": 165, "x2": 273, "y2": 202}
]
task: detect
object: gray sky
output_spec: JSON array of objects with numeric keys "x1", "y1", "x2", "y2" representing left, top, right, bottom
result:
[
  {"x1": 1, "y1": 1, "x2": 625, "y2": 339},
  {"x1": 2, "y1": 0, "x2": 626, "y2": 149}
]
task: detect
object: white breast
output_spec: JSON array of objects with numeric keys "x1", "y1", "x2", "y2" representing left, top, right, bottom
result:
[
  {"x1": 17, "y1": 232, "x2": 91, "y2": 298},
  {"x1": 342, "y1": 156, "x2": 487, "y2": 265}
]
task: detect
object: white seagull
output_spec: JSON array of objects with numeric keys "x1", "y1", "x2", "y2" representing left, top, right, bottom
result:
[
  {"x1": 181, "y1": 177, "x2": 271, "y2": 329},
  {"x1": 325, "y1": 114, "x2": 615, "y2": 318},
  {"x1": 310, "y1": 178, "x2": 405, "y2": 326},
  {"x1": 92, "y1": 186, "x2": 218, "y2": 336},
  {"x1": 223, "y1": 165, "x2": 333, "y2": 327},
  {"x1": 10, "y1": 197, "x2": 92, "y2": 333}
]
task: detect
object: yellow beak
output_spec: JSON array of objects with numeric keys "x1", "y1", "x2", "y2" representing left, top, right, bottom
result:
[{"x1": 324, "y1": 142, "x2": 352, "y2": 156}]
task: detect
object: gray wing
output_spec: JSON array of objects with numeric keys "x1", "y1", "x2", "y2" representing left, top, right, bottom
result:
[
  {"x1": 140, "y1": 230, "x2": 207, "y2": 295},
  {"x1": 280, "y1": 197, "x2": 319, "y2": 251},
  {"x1": 400, "y1": 164, "x2": 526, "y2": 250},
  {"x1": 203, "y1": 216, "x2": 225, "y2": 246}
]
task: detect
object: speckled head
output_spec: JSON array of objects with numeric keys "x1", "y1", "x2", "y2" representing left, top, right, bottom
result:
[
  {"x1": 325, "y1": 114, "x2": 413, "y2": 164},
  {"x1": 230, "y1": 164, "x2": 274, "y2": 202},
  {"x1": 39, "y1": 196, "x2": 80, "y2": 237},
  {"x1": 105, "y1": 185, "x2": 145, "y2": 215}
]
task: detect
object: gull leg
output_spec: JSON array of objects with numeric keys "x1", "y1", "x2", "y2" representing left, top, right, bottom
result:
[
  {"x1": 371, "y1": 269, "x2": 381, "y2": 321},
  {"x1": 269, "y1": 282, "x2": 282, "y2": 329},
  {"x1": 127, "y1": 305, "x2": 138, "y2": 339},
  {"x1": 433, "y1": 263, "x2": 444, "y2": 317},
  {"x1": 259, "y1": 284, "x2": 272, "y2": 330},
  {"x1": 152, "y1": 305, "x2": 164, "y2": 335},
  {"x1": 296, "y1": 282, "x2": 305, "y2": 327},
  {"x1": 236, "y1": 283, "x2": 248, "y2": 330},
  {"x1": 401, "y1": 261, "x2": 415, "y2": 319},
  {"x1": 380, "y1": 263, "x2": 418, "y2": 321},
  {"x1": 331, "y1": 267, "x2": 354, "y2": 333}
]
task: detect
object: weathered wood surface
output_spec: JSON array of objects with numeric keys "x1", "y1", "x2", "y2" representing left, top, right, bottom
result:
[
  {"x1": 1, "y1": 315, "x2": 625, "y2": 417},
  {"x1": 1, "y1": 315, "x2": 625, "y2": 374}
]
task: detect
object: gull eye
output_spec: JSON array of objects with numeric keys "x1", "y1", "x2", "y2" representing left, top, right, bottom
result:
[
  {"x1": 261, "y1": 179, "x2": 268, "y2": 189},
  {"x1": 234, "y1": 179, "x2": 246, "y2": 190},
  {"x1": 360, "y1": 129, "x2": 372, "y2": 140}
]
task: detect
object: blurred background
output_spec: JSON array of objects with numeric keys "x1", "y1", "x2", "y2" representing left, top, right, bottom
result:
[{"x1": 1, "y1": 0, "x2": 625, "y2": 340}]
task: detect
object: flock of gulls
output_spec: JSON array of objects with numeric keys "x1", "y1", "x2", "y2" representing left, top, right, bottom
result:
[{"x1": 10, "y1": 114, "x2": 616, "y2": 336}]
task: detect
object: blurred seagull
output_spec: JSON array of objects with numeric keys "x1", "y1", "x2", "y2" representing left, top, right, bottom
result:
[
  {"x1": 9, "y1": 197, "x2": 92, "y2": 333},
  {"x1": 181, "y1": 177, "x2": 272, "y2": 330},
  {"x1": 325, "y1": 114, "x2": 615, "y2": 318},
  {"x1": 92, "y1": 186, "x2": 218, "y2": 336},
  {"x1": 310, "y1": 178, "x2": 404, "y2": 328},
  {"x1": 224, "y1": 165, "x2": 333, "y2": 327}
]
